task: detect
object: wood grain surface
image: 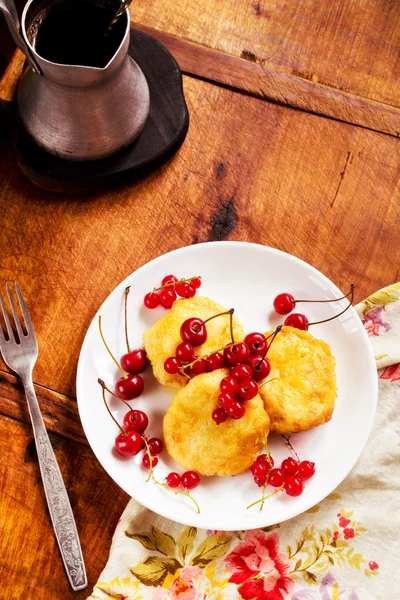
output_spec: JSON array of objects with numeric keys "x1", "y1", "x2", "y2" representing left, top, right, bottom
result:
[{"x1": 130, "y1": 0, "x2": 400, "y2": 108}]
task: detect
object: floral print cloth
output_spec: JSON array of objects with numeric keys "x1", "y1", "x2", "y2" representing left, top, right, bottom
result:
[{"x1": 88, "y1": 284, "x2": 400, "y2": 600}]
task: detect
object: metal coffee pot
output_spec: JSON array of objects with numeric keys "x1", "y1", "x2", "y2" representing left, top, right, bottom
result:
[{"x1": 0, "y1": 0, "x2": 150, "y2": 161}]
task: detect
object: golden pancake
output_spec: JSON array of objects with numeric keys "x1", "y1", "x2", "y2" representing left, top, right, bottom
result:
[
  {"x1": 163, "y1": 369, "x2": 270, "y2": 476},
  {"x1": 143, "y1": 296, "x2": 245, "y2": 388},
  {"x1": 258, "y1": 326, "x2": 336, "y2": 434}
]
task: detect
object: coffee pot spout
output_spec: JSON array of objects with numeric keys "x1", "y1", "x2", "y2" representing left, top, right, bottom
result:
[{"x1": 0, "y1": 0, "x2": 41, "y2": 74}]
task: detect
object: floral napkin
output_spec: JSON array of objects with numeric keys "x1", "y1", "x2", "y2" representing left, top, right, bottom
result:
[{"x1": 88, "y1": 283, "x2": 400, "y2": 600}]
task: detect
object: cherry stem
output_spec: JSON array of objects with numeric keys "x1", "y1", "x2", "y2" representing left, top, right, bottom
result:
[
  {"x1": 98, "y1": 379, "x2": 125, "y2": 435},
  {"x1": 258, "y1": 326, "x2": 282, "y2": 365},
  {"x1": 308, "y1": 284, "x2": 355, "y2": 327},
  {"x1": 98, "y1": 316, "x2": 127, "y2": 379},
  {"x1": 142, "y1": 437, "x2": 153, "y2": 483},
  {"x1": 153, "y1": 275, "x2": 202, "y2": 292},
  {"x1": 282, "y1": 435, "x2": 300, "y2": 463},
  {"x1": 98, "y1": 379, "x2": 131, "y2": 410},
  {"x1": 124, "y1": 286, "x2": 131, "y2": 353},
  {"x1": 294, "y1": 284, "x2": 355, "y2": 305},
  {"x1": 201, "y1": 308, "x2": 235, "y2": 328},
  {"x1": 153, "y1": 479, "x2": 200, "y2": 514},
  {"x1": 247, "y1": 486, "x2": 284, "y2": 510}
]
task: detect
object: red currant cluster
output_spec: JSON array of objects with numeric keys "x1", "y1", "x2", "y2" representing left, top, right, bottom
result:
[
  {"x1": 212, "y1": 365, "x2": 260, "y2": 422},
  {"x1": 273, "y1": 284, "x2": 355, "y2": 331},
  {"x1": 164, "y1": 470, "x2": 200, "y2": 490},
  {"x1": 144, "y1": 274, "x2": 202, "y2": 310}
]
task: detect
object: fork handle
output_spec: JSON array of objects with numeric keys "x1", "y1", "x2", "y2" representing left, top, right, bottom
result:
[{"x1": 22, "y1": 376, "x2": 87, "y2": 591}]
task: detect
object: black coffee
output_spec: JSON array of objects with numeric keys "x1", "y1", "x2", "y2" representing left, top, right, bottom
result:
[{"x1": 30, "y1": 1, "x2": 126, "y2": 68}]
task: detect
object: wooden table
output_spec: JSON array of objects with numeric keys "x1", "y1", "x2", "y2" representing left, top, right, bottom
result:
[{"x1": 0, "y1": 2, "x2": 399, "y2": 598}]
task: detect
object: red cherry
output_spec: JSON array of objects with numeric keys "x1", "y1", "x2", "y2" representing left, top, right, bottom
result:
[
  {"x1": 148, "y1": 438, "x2": 163, "y2": 455},
  {"x1": 142, "y1": 454, "x2": 158, "y2": 469},
  {"x1": 180, "y1": 318, "x2": 207, "y2": 346},
  {"x1": 239, "y1": 378, "x2": 258, "y2": 401},
  {"x1": 257, "y1": 454, "x2": 274, "y2": 469},
  {"x1": 284, "y1": 313, "x2": 309, "y2": 330},
  {"x1": 226, "y1": 399, "x2": 245, "y2": 419},
  {"x1": 182, "y1": 471, "x2": 200, "y2": 490},
  {"x1": 220, "y1": 376, "x2": 240, "y2": 396},
  {"x1": 254, "y1": 474, "x2": 267, "y2": 486},
  {"x1": 205, "y1": 352, "x2": 225, "y2": 371},
  {"x1": 162, "y1": 274, "x2": 178, "y2": 286},
  {"x1": 120, "y1": 348, "x2": 148, "y2": 374},
  {"x1": 224, "y1": 342, "x2": 251, "y2": 367},
  {"x1": 281, "y1": 457, "x2": 299, "y2": 476},
  {"x1": 160, "y1": 288, "x2": 177, "y2": 309},
  {"x1": 244, "y1": 332, "x2": 268, "y2": 356},
  {"x1": 251, "y1": 461, "x2": 268, "y2": 478},
  {"x1": 212, "y1": 407, "x2": 228, "y2": 424},
  {"x1": 284, "y1": 475, "x2": 304, "y2": 496},
  {"x1": 191, "y1": 278, "x2": 201, "y2": 289},
  {"x1": 176, "y1": 342, "x2": 195, "y2": 363},
  {"x1": 115, "y1": 430, "x2": 142, "y2": 457},
  {"x1": 123, "y1": 410, "x2": 148, "y2": 434},
  {"x1": 115, "y1": 374, "x2": 144, "y2": 400},
  {"x1": 191, "y1": 358, "x2": 206, "y2": 375},
  {"x1": 164, "y1": 357, "x2": 181, "y2": 374},
  {"x1": 144, "y1": 292, "x2": 160, "y2": 309},
  {"x1": 231, "y1": 364, "x2": 252, "y2": 381},
  {"x1": 247, "y1": 356, "x2": 271, "y2": 381},
  {"x1": 218, "y1": 393, "x2": 234, "y2": 410},
  {"x1": 274, "y1": 293, "x2": 295, "y2": 315},
  {"x1": 268, "y1": 468, "x2": 286, "y2": 487},
  {"x1": 165, "y1": 472, "x2": 181, "y2": 488},
  {"x1": 298, "y1": 460, "x2": 316, "y2": 479}
]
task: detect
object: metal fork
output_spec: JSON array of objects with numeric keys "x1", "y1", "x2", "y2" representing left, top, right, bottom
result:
[{"x1": 0, "y1": 282, "x2": 87, "y2": 591}]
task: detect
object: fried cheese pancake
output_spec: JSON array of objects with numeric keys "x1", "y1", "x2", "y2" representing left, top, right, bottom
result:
[
  {"x1": 163, "y1": 369, "x2": 270, "y2": 476},
  {"x1": 259, "y1": 326, "x2": 336, "y2": 434},
  {"x1": 143, "y1": 296, "x2": 245, "y2": 388}
]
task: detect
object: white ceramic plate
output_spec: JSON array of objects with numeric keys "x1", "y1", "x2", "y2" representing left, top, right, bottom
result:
[{"x1": 76, "y1": 242, "x2": 377, "y2": 530}]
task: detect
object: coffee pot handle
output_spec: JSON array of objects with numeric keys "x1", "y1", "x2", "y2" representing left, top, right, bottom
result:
[{"x1": 0, "y1": 0, "x2": 42, "y2": 75}]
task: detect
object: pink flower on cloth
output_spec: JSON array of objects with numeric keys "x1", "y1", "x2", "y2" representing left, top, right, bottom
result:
[
  {"x1": 379, "y1": 363, "x2": 400, "y2": 382},
  {"x1": 362, "y1": 305, "x2": 391, "y2": 337},
  {"x1": 224, "y1": 531, "x2": 293, "y2": 599},
  {"x1": 151, "y1": 567, "x2": 203, "y2": 600},
  {"x1": 292, "y1": 572, "x2": 359, "y2": 599}
]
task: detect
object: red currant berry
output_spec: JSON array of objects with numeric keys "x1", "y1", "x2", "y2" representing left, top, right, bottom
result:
[
  {"x1": 180, "y1": 318, "x2": 207, "y2": 346},
  {"x1": 164, "y1": 357, "x2": 181, "y2": 374},
  {"x1": 257, "y1": 454, "x2": 274, "y2": 469},
  {"x1": 123, "y1": 410, "x2": 148, "y2": 434},
  {"x1": 212, "y1": 407, "x2": 228, "y2": 424},
  {"x1": 144, "y1": 292, "x2": 160, "y2": 309},
  {"x1": 148, "y1": 438, "x2": 163, "y2": 455},
  {"x1": 251, "y1": 461, "x2": 268, "y2": 478},
  {"x1": 231, "y1": 364, "x2": 252, "y2": 381},
  {"x1": 227, "y1": 399, "x2": 246, "y2": 419},
  {"x1": 284, "y1": 313, "x2": 309, "y2": 331},
  {"x1": 205, "y1": 352, "x2": 225, "y2": 372},
  {"x1": 298, "y1": 460, "x2": 316, "y2": 479},
  {"x1": 175, "y1": 281, "x2": 187, "y2": 297},
  {"x1": 254, "y1": 474, "x2": 267, "y2": 486},
  {"x1": 239, "y1": 378, "x2": 259, "y2": 401},
  {"x1": 115, "y1": 430, "x2": 142, "y2": 457},
  {"x1": 120, "y1": 348, "x2": 148, "y2": 374},
  {"x1": 247, "y1": 356, "x2": 271, "y2": 381},
  {"x1": 142, "y1": 454, "x2": 158, "y2": 469},
  {"x1": 184, "y1": 284, "x2": 196, "y2": 298},
  {"x1": 191, "y1": 278, "x2": 201, "y2": 289},
  {"x1": 160, "y1": 288, "x2": 177, "y2": 309},
  {"x1": 268, "y1": 468, "x2": 286, "y2": 487},
  {"x1": 176, "y1": 342, "x2": 195, "y2": 363},
  {"x1": 220, "y1": 376, "x2": 240, "y2": 396},
  {"x1": 274, "y1": 293, "x2": 295, "y2": 315},
  {"x1": 244, "y1": 332, "x2": 268, "y2": 356},
  {"x1": 281, "y1": 457, "x2": 299, "y2": 476},
  {"x1": 115, "y1": 374, "x2": 144, "y2": 400},
  {"x1": 182, "y1": 471, "x2": 200, "y2": 490},
  {"x1": 165, "y1": 472, "x2": 181, "y2": 488},
  {"x1": 284, "y1": 475, "x2": 304, "y2": 496},
  {"x1": 218, "y1": 393, "x2": 234, "y2": 409},
  {"x1": 161, "y1": 274, "x2": 178, "y2": 287},
  {"x1": 191, "y1": 358, "x2": 206, "y2": 375},
  {"x1": 224, "y1": 342, "x2": 251, "y2": 367}
]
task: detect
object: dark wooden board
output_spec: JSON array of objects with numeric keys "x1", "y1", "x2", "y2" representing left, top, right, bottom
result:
[{"x1": 14, "y1": 28, "x2": 189, "y2": 193}]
